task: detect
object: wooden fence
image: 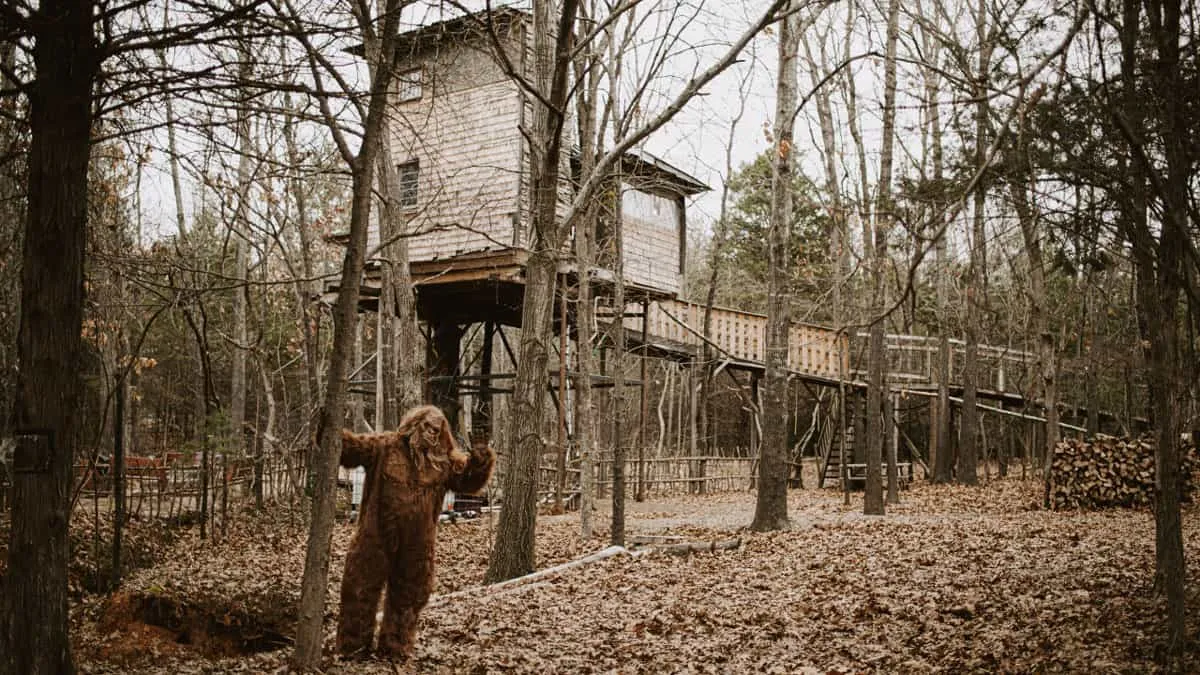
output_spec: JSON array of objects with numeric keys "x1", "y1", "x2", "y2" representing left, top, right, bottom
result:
[
  {"x1": 533, "y1": 453, "x2": 759, "y2": 503},
  {"x1": 71, "y1": 456, "x2": 305, "y2": 521}
]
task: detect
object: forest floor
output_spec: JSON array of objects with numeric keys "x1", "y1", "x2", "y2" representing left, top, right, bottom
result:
[{"x1": 49, "y1": 477, "x2": 1200, "y2": 673}]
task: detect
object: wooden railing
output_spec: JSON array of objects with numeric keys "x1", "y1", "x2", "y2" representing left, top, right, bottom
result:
[
  {"x1": 629, "y1": 299, "x2": 849, "y2": 379},
  {"x1": 619, "y1": 299, "x2": 1035, "y2": 393},
  {"x1": 847, "y1": 334, "x2": 1035, "y2": 394}
]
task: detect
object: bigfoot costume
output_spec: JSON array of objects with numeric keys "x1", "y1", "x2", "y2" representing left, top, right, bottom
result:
[{"x1": 336, "y1": 405, "x2": 494, "y2": 658}]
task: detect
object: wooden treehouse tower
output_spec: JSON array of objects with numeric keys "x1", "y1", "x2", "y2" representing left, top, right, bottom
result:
[{"x1": 332, "y1": 8, "x2": 711, "y2": 452}]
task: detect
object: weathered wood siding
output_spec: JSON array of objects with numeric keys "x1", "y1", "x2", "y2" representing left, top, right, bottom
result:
[
  {"x1": 620, "y1": 184, "x2": 681, "y2": 295},
  {"x1": 387, "y1": 29, "x2": 524, "y2": 261}
]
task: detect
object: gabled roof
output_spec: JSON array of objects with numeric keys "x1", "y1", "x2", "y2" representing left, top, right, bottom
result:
[
  {"x1": 393, "y1": 5, "x2": 529, "y2": 54},
  {"x1": 621, "y1": 149, "x2": 709, "y2": 197},
  {"x1": 346, "y1": 6, "x2": 528, "y2": 58}
]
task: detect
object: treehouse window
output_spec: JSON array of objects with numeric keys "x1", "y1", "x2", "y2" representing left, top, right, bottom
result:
[
  {"x1": 398, "y1": 68, "x2": 423, "y2": 102},
  {"x1": 398, "y1": 161, "x2": 419, "y2": 209}
]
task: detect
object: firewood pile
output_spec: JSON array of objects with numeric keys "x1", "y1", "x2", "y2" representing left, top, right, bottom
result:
[{"x1": 1049, "y1": 434, "x2": 1199, "y2": 510}]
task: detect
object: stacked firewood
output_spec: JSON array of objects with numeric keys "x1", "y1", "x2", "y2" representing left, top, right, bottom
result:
[{"x1": 1049, "y1": 434, "x2": 1199, "y2": 510}]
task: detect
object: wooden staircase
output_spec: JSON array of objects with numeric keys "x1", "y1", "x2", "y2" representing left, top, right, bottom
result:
[{"x1": 817, "y1": 414, "x2": 854, "y2": 488}]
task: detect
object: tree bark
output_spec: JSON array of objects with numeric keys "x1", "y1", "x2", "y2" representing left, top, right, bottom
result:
[
  {"x1": 1007, "y1": 118, "x2": 1058, "y2": 503},
  {"x1": 1, "y1": 2, "x2": 96, "y2": 672},
  {"x1": 1142, "y1": 0, "x2": 1187, "y2": 661},
  {"x1": 487, "y1": 0, "x2": 581, "y2": 581},
  {"x1": 864, "y1": 0, "x2": 901, "y2": 515},
  {"x1": 290, "y1": 1, "x2": 404, "y2": 666},
  {"x1": 958, "y1": 0, "x2": 991, "y2": 487},
  {"x1": 918, "y1": 4, "x2": 954, "y2": 484},
  {"x1": 751, "y1": 0, "x2": 801, "y2": 531},
  {"x1": 572, "y1": 24, "x2": 602, "y2": 537}
]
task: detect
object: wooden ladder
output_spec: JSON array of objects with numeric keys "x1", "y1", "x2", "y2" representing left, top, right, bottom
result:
[{"x1": 817, "y1": 413, "x2": 854, "y2": 488}]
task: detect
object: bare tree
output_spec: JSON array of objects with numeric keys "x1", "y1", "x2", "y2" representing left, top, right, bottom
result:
[
  {"x1": 271, "y1": 0, "x2": 409, "y2": 666},
  {"x1": 751, "y1": 0, "x2": 803, "y2": 531},
  {"x1": 486, "y1": 0, "x2": 794, "y2": 580},
  {"x1": 863, "y1": 0, "x2": 901, "y2": 515}
]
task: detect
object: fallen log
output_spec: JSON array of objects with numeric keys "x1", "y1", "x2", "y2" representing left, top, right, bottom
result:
[
  {"x1": 431, "y1": 545, "x2": 631, "y2": 605},
  {"x1": 430, "y1": 538, "x2": 743, "y2": 605}
]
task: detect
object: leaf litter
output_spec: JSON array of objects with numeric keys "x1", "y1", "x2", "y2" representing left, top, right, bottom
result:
[{"x1": 64, "y1": 478, "x2": 1200, "y2": 673}]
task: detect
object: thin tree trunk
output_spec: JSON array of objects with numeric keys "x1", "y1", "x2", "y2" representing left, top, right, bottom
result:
[
  {"x1": 487, "y1": 0, "x2": 581, "y2": 581},
  {"x1": 959, "y1": 0, "x2": 991, "y2": 487},
  {"x1": 917, "y1": 3, "x2": 954, "y2": 484},
  {"x1": 291, "y1": 0, "x2": 404, "y2": 665},
  {"x1": 572, "y1": 12, "x2": 601, "y2": 538},
  {"x1": 230, "y1": 38, "x2": 251, "y2": 487},
  {"x1": 751, "y1": 0, "x2": 800, "y2": 531},
  {"x1": 1141, "y1": 0, "x2": 1187, "y2": 661},
  {"x1": 1008, "y1": 117, "x2": 1058, "y2": 502},
  {"x1": 258, "y1": 364, "x2": 276, "y2": 508},
  {"x1": 865, "y1": 0, "x2": 901, "y2": 514},
  {"x1": 282, "y1": 94, "x2": 321, "y2": 426},
  {"x1": 609, "y1": 175, "x2": 628, "y2": 546}
]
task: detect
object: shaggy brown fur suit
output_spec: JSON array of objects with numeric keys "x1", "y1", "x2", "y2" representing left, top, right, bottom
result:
[{"x1": 335, "y1": 405, "x2": 494, "y2": 658}]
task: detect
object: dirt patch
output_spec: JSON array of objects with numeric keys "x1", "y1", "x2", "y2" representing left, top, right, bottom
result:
[{"x1": 94, "y1": 591, "x2": 289, "y2": 664}]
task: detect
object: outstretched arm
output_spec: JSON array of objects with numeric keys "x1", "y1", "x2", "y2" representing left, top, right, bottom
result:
[
  {"x1": 339, "y1": 430, "x2": 379, "y2": 469},
  {"x1": 447, "y1": 441, "x2": 495, "y2": 495}
]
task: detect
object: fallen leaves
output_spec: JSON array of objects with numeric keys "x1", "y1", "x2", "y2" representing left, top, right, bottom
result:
[{"x1": 60, "y1": 478, "x2": 1200, "y2": 673}]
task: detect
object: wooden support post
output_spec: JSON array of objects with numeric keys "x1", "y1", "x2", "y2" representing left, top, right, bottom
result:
[
  {"x1": 472, "y1": 321, "x2": 495, "y2": 450},
  {"x1": 886, "y1": 392, "x2": 900, "y2": 504},
  {"x1": 428, "y1": 321, "x2": 464, "y2": 429},
  {"x1": 688, "y1": 358, "x2": 698, "y2": 493},
  {"x1": 636, "y1": 299, "x2": 649, "y2": 502},
  {"x1": 928, "y1": 393, "x2": 939, "y2": 476},
  {"x1": 749, "y1": 370, "x2": 761, "y2": 489}
]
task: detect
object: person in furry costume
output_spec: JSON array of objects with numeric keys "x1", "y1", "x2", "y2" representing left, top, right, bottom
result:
[{"x1": 335, "y1": 405, "x2": 494, "y2": 658}]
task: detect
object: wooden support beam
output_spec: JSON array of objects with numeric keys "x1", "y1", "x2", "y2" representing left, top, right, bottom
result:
[{"x1": 473, "y1": 321, "x2": 496, "y2": 448}]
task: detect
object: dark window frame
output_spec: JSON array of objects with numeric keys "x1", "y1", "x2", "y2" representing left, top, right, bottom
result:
[
  {"x1": 397, "y1": 67, "x2": 423, "y2": 102},
  {"x1": 398, "y1": 160, "x2": 419, "y2": 209}
]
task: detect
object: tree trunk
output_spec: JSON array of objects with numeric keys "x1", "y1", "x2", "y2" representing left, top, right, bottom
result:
[
  {"x1": 486, "y1": 0, "x2": 580, "y2": 582},
  {"x1": 751, "y1": 0, "x2": 800, "y2": 531},
  {"x1": 864, "y1": 0, "x2": 901, "y2": 515},
  {"x1": 230, "y1": 42, "x2": 252, "y2": 492},
  {"x1": 1, "y1": 2, "x2": 96, "y2": 671},
  {"x1": 282, "y1": 96, "x2": 322, "y2": 427},
  {"x1": 918, "y1": 7, "x2": 953, "y2": 484},
  {"x1": 1143, "y1": 0, "x2": 1188, "y2": 661},
  {"x1": 372, "y1": 68, "x2": 421, "y2": 424},
  {"x1": 575, "y1": 207, "x2": 598, "y2": 538},
  {"x1": 112, "y1": 383, "x2": 126, "y2": 586},
  {"x1": 1008, "y1": 131, "x2": 1058, "y2": 502},
  {"x1": 959, "y1": 0, "x2": 991, "y2": 487},
  {"x1": 0, "y1": 40, "x2": 21, "y2": 515},
  {"x1": 290, "y1": 1, "x2": 403, "y2": 666},
  {"x1": 488, "y1": 250, "x2": 558, "y2": 580}
]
